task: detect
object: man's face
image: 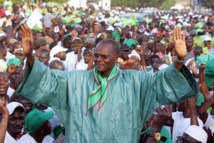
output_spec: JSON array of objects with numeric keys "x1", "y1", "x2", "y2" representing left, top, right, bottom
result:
[
  {"x1": 0, "y1": 48, "x2": 7, "y2": 57},
  {"x1": 121, "y1": 49, "x2": 130, "y2": 60},
  {"x1": 186, "y1": 39, "x2": 193, "y2": 49},
  {"x1": 141, "y1": 42, "x2": 148, "y2": 49},
  {"x1": 0, "y1": 73, "x2": 9, "y2": 96},
  {"x1": 94, "y1": 43, "x2": 117, "y2": 77},
  {"x1": 93, "y1": 25, "x2": 100, "y2": 33},
  {"x1": 18, "y1": 99, "x2": 33, "y2": 114},
  {"x1": 204, "y1": 41, "x2": 211, "y2": 48},
  {"x1": 152, "y1": 62, "x2": 159, "y2": 73},
  {"x1": 194, "y1": 50, "x2": 202, "y2": 57},
  {"x1": 38, "y1": 52, "x2": 50, "y2": 66},
  {"x1": 151, "y1": 58, "x2": 159, "y2": 66},
  {"x1": 8, "y1": 108, "x2": 25, "y2": 137},
  {"x1": 57, "y1": 51, "x2": 66, "y2": 61},
  {"x1": 144, "y1": 50, "x2": 152, "y2": 61},
  {"x1": 9, "y1": 66, "x2": 21, "y2": 85},
  {"x1": 83, "y1": 53, "x2": 91, "y2": 64},
  {"x1": 41, "y1": 121, "x2": 52, "y2": 135},
  {"x1": 53, "y1": 34, "x2": 60, "y2": 42}
]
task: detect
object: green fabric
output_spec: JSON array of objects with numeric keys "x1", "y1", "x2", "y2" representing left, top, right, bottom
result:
[
  {"x1": 195, "y1": 22, "x2": 204, "y2": 29},
  {"x1": 196, "y1": 92, "x2": 204, "y2": 106},
  {"x1": 24, "y1": 108, "x2": 54, "y2": 132},
  {"x1": 205, "y1": 58, "x2": 214, "y2": 89},
  {"x1": 33, "y1": 24, "x2": 42, "y2": 32},
  {"x1": 195, "y1": 54, "x2": 214, "y2": 67},
  {"x1": 193, "y1": 36, "x2": 204, "y2": 48},
  {"x1": 7, "y1": 58, "x2": 22, "y2": 67},
  {"x1": 124, "y1": 38, "x2": 137, "y2": 48},
  {"x1": 17, "y1": 59, "x2": 198, "y2": 142},
  {"x1": 203, "y1": 47, "x2": 210, "y2": 54},
  {"x1": 121, "y1": 18, "x2": 135, "y2": 27},
  {"x1": 111, "y1": 31, "x2": 121, "y2": 41},
  {"x1": 143, "y1": 126, "x2": 172, "y2": 143},
  {"x1": 88, "y1": 65, "x2": 118, "y2": 112}
]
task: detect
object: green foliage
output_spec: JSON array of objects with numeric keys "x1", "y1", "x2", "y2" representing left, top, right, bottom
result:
[
  {"x1": 203, "y1": 0, "x2": 214, "y2": 8},
  {"x1": 111, "y1": 0, "x2": 141, "y2": 7},
  {"x1": 112, "y1": 0, "x2": 176, "y2": 9}
]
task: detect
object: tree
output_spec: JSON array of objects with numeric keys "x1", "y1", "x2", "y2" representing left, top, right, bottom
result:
[{"x1": 203, "y1": 0, "x2": 214, "y2": 12}]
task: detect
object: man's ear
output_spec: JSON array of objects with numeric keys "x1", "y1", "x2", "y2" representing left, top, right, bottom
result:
[
  {"x1": 115, "y1": 54, "x2": 119, "y2": 62},
  {"x1": 38, "y1": 127, "x2": 44, "y2": 134}
]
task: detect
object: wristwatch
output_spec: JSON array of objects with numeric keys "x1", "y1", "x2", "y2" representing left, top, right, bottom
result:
[{"x1": 149, "y1": 132, "x2": 161, "y2": 142}]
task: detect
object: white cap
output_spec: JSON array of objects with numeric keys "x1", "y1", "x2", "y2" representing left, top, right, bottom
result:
[
  {"x1": 158, "y1": 64, "x2": 169, "y2": 71},
  {"x1": 204, "y1": 36, "x2": 212, "y2": 42},
  {"x1": 5, "y1": 10, "x2": 12, "y2": 16},
  {"x1": 106, "y1": 26, "x2": 114, "y2": 31},
  {"x1": 128, "y1": 50, "x2": 141, "y2": 60},
  {"x1": 0, "y1": 59, "x2": 7, "y2": 72},
  {"x1": 7, "y1": 102, "x2": 25, "y2": 115},
  {"x1": 97, "y1": 33, "x2": 103, "y2": 38},
  {"x1": 50, "y1": 45, "x2": 67, "y2": 58},
  {"x1": 184, "y1": 125, "x2": 207, "y2": 143}
]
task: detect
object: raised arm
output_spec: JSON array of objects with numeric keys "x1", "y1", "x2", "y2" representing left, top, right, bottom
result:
[
  {"x1": 21, "y1": 25, "x2": 35, "y2": 68},
  {"x1": 0, "y1": 97, "x2": 9, "y2": 143},
  {"x1": 173, "y1": 27, "x2": 187, "y2": 71}
]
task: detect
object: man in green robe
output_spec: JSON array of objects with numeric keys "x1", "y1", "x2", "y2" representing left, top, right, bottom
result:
[{"x1": 17, "y1": 26, "x2": 198, "y2": 143}]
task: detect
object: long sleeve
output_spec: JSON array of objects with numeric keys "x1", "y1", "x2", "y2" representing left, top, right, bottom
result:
[
  {"x1": 16, "y1": 59, "x2": 86, "y2": 125},
  {"x1": 138, "y1": 63, "x2": 198, "y2": 125}
]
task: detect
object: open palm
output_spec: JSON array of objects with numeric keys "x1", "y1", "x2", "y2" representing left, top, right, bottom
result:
[
  {"x1": 21, "y1": 25, "x2": 34, "y2": 56},
  {"x1": 173, "y1": 27, "x2": 187, "y2": 60}
]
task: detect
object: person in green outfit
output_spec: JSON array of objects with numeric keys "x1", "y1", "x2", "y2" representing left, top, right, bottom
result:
[{"x1": 17, "y1": 25, "x2": 198, "y2": 143}]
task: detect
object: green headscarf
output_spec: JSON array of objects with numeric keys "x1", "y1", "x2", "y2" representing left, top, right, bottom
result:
[{"x1": 87, "y1": 65, "x2": 119, "y2": 112}]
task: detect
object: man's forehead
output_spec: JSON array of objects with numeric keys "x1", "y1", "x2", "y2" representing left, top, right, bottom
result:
[{"x1": 0, "y1": 73, "x2": 8, "y2": 79}]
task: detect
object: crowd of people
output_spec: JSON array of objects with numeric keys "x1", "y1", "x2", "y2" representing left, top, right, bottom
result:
[{"x1": 0, "y1": 1, "x2": 214, "y2": 143}]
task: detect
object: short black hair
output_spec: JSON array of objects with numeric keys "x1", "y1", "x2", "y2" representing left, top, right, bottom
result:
[
  {"x1": 97, "y1": 39, "x2": 119, "y2": 55},
  {"x1": 0, "y1": 43, "x2": 5, "y2": 50},
  {"x1": 150, "y1": 55, "x2": 160, "y2": 60},
  {"x1": 194, "y1": 46, "x2": 202, "y2": 51}
]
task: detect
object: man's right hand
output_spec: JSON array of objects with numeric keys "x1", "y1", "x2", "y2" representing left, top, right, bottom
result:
[
  {"x1": 21, "y1": 25, "x2": 35, "y2": 67},
  {"x1": 21, "y1": 25, "x2": 34, "y2": 56}
]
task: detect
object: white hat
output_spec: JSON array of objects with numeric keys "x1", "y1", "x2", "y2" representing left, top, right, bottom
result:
[
  {"x1": 204, "y1": 36, "x2": 212, "y2": 42},
  {"x1": 128, "y1": 50, "x2": 141, "y2": 60},
  {"x1": 184, "y1": 125, "x2": 207, "y2": 143},
  {"x1": 97, "y1": 33, "x2": 103, "y2": 38},
  {"x1": 158, "y1": 64, "x2": 169, "y2": 71},
  {"x1": 0, "y1": 59, "x2": 7, "y2": 72},
  {"x1": 7, "y1": 102, "x2": 25, "y2": 115},
  {"x1": 50, "y1": 45, "x2": 67, "y2": 58},
  {"x1": 106, "y1": 26, "x2": 114, "y2": 31},
  {"x1": 5, "y1": 10, "x2": 12, "y2": 16}
]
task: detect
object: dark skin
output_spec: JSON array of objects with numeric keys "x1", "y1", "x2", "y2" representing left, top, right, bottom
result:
[
  {"x1": 9, "y1": 66, "x2": 21, "y2": 88},
  {"x1": 55, "y1": 51, "x2": 66, "y2": 61},
  {"x1": 30, "y1": 121, "x2": 51, "y2": 143},
  {"x1": 38, "y1": 51, "x2": 50, "y2": 66},
  {"x1": 186, "y1": 38, "x2": 193, "y2": 52},
  {"x1": 21, "y1": 25, "x2": 186, "y2": 77},
  {"x1": 0, "y1": 73, "x2": 9, "y2": 97},
  {"x1": 7, "y1": 108, "x2": 25, "y2": 139},
  {"x1": 94, "y1": 43, "x2": 118, "y2": 77}
]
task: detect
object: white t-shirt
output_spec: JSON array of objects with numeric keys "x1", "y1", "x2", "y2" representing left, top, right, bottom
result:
[
  {"x1": 64, "y1": 52, "x2": 78, "y2": 71},
  {"x1": 18, "y1": 134, "x2": 37, "y2": 143},
  {"x1": 204, "y1": 113, "x2": 214, "y2": 128},
  {"x1": 172, "y1": 111, "x2": 204, "y2": 142},
  {"x1": 7, "y1": 87, "x2": 15, "y2": 99},
  {"x1": 18, "y1": 134, "x2": 54, "y2": 143},
  {"x1": 76, "y1": 59, "x2": 88, "y2": 70},
  {"x1": 4, "y1": 131, "x2": 17, "y2": 143}
]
